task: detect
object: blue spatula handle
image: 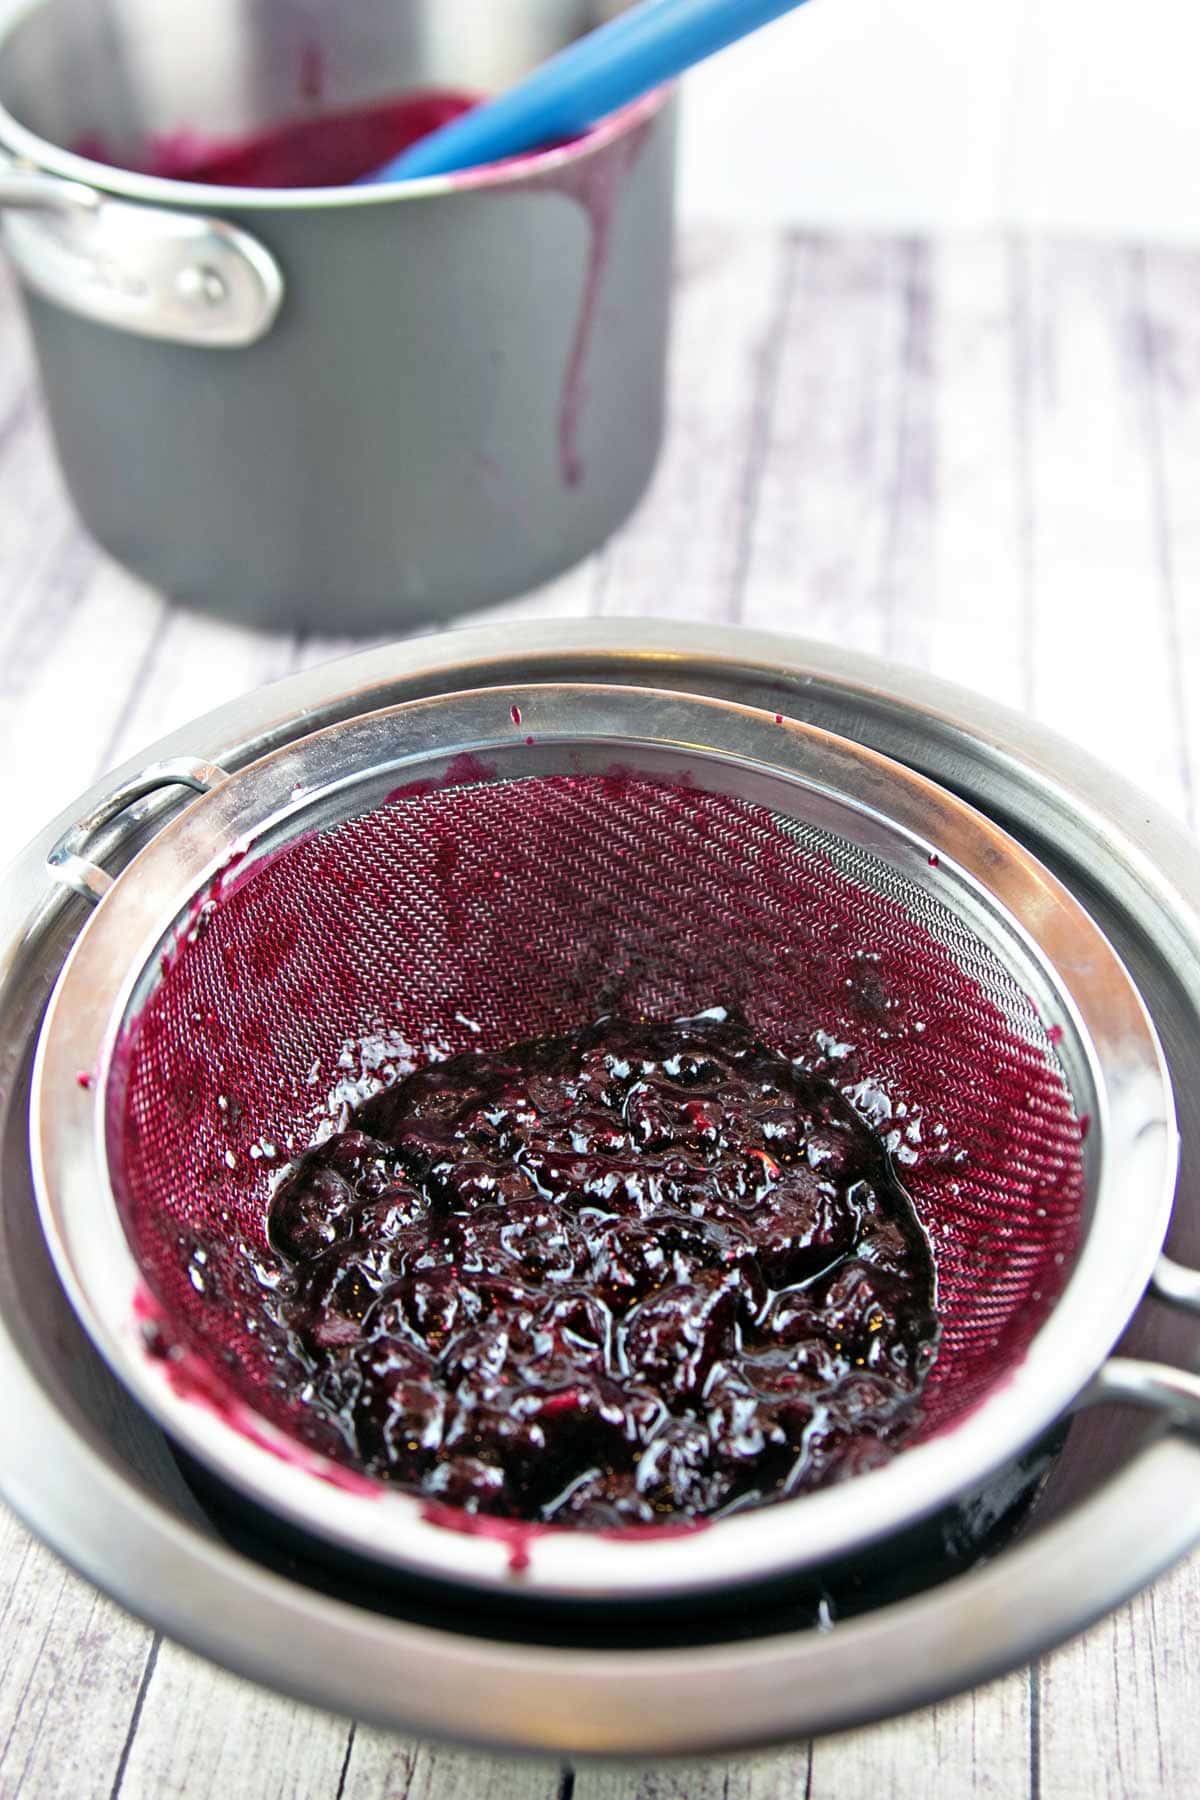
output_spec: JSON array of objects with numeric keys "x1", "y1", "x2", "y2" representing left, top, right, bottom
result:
[{"x1": 364, "y1": 0, "x2": 811, "y2": 183}]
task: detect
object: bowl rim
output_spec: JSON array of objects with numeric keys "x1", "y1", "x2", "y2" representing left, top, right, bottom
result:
[{"x1": 4, "y1": 618, "x2": 1200, "y2": 1752}]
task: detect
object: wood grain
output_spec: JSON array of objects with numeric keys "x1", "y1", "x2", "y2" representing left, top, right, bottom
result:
[
  {"x1": 734, "y1": 234, "x2": 928, "y2": 648},
  {"x1": 0, "y1": 1510, "x2": 151, "y2": 1799},
  {"x1": 113, "y1": 1639, "x2": 349, "y2": 1800},
  {"x1": 1, "y1": 226, "x2": 1199, "y2": 1796},
  {"x1": 920, "y1": 236, "x2": 1031, "y2": 706},
  {"x1": 593, "y1": 224, "x2": 788, "y2": 622},
  {"x1": 808, "y1": 1680, "x2": 1033, "y2": 1799},
  {"x1": 1037, "y1": 1550, "x2": 1200, "y2": 1800},
  {"x1": 1142, "y1": 243, "x2": 1200, "y2": 829},
  {"x1": 342, "y1": 1732, "x2": 561, "y2": 1800},
  {"x1": 1020, "y1": 240, "x2": 1189, "y2": 818}
]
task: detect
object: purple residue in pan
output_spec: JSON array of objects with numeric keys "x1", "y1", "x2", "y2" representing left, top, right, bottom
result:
[{"x1": 75, "y1": 85, "x2": 659, "y2": 491}]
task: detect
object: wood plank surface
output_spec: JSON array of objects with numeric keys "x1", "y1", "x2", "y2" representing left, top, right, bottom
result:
[
  {"x1": 736, "y1": 234, "x2": 929, "y2": 648},
  {"x1": 917, "y1": 236, "x2": 1031, "y2": 705},
  {"x1": 594, "y1": 224, "x2": 788, "y2": 621},
  {"x1": 0, "y1": 1510, "x2": 151, "y2": 1799},
  {"x1": 1, "y1": 228, "x2": 1199, "y2": 1797},
  {"x1": 1142, "y1": 244, "x2": 1200, "y2": 829},
  {"x1": 1021, "y1": 239, "x2": 1190, "y2": 818}
]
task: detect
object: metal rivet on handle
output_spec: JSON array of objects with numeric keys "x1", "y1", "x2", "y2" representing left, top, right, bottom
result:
[
  {"x1": 0, "y1": 160, "x2": 284, "y2": 348},
  {"x1": 176, "y1": 264, "x2": 228, "y2": 307}
]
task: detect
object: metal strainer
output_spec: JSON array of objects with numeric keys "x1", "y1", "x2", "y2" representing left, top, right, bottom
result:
[{"x1": 30, "y1": 684, "x2": 1177, "y2": 1601}]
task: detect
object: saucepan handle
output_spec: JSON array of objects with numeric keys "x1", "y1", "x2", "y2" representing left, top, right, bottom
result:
[
  {"x1": 0, "y1": 153, "x2": 283, "y2": 346},
  {"x1": 0, "y1": 164, "x2": 97, "y2": 212},
  {"x1": 47, "y1": 758, "x2": 229, "y2": 905}
]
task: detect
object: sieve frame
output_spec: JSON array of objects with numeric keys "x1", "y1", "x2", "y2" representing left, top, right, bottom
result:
[{"x1": 30, "y1": 681, "x2": 1178, "y2": 1602}]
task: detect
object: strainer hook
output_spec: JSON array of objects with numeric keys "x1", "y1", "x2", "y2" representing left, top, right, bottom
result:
[
  {"x1": 1150, "y1": 1254, "x2": 1200, "y2": 1316},
  {"x1": 1086, "y1": 1358, "x2": 1200, "y2": 1440},
  {"x1": 47, "y1": 757, "x2": 228, "y2": 906}
]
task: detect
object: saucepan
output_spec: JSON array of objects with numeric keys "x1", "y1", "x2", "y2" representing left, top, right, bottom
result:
[{"x1": 0, "y1": 0, "x2": 676, "y2": 631}]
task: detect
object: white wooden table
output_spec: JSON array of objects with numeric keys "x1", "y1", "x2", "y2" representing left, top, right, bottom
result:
[{"x1": 1, "y1": 228, "x2": 1199, "y2": 1797}]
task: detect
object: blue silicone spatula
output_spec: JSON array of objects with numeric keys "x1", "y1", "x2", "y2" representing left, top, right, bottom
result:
[{"x1": 363, "y1": 0, "x2": 812, "y2": 184}]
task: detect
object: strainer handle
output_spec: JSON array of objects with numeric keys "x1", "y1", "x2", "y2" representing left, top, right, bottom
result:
[
  {"x1": 1150, "y1": 1254, "x2": 1200, "y2": 1314},
  {"x1": 1087, "y1": 1358, "x2": 1200, "y2": 1437},
  {"x1": 46, "y1": 758, "x2": 228, "y2": 905},
  {"x1": 1085, "y1": 1262, "x2": 1200, "y2": 1437}
]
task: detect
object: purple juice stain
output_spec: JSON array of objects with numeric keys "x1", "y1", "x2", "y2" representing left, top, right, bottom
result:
[
  {"x1": 299, "y1": 40, "x2": 324, "y2": 104},
  {"x1": 76, "y1": 88, "x2": 648, "y2": 488},
  {"x1": 384, "y1": 752, "x2": 497, "y2": 809},
  {"x1": 260, "y1": 1010, "x2": 940, "y2": 1529},
  {"x1": 522, "y1": 125, "x2": 653, "y2": 489},
  {"x1": 510, "y1": 704, "x2": 523, "y2": 727}
]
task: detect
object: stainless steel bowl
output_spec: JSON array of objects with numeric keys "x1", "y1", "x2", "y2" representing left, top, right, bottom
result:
[{"x1": 3, "y1": 622, "x2": 1200, "y2": 1752}]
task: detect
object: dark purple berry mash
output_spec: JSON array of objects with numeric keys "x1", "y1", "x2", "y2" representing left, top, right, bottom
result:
[{"x1": 266, "y1": 1011, "x2": 940, "y2": 1527}]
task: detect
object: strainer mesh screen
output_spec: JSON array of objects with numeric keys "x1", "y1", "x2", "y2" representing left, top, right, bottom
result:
[{"x1": 115, "y1": 772, "x2": 1085, "y2": 1446}]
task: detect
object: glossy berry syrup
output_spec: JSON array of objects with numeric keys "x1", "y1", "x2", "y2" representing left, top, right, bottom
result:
[
  {"x1": 266, "y1": 1011, "x2": 940, "y2": 1527},
  {"x1": 78, "y1": 90, "x2": 479, "y2": 189}
]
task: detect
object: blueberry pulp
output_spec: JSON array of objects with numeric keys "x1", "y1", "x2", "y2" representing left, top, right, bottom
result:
[{"x1": 266, "y1": 1012, "x2": 940, "y2": 1527}]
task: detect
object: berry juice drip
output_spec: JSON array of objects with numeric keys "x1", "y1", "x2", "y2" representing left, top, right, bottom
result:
[{"x1": 263, "y1": 1011, "x2": 940, "y2": 1528}]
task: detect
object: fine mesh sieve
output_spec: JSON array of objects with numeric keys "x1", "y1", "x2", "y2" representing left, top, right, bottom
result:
[{"x1": 31, "y1": 684, "x2": 1177, "y2": 1601}]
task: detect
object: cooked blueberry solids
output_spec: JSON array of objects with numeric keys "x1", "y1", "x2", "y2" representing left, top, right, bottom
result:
[{"x1": 267, "y1": 1011, "x2": 940, "y2": 1526}]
